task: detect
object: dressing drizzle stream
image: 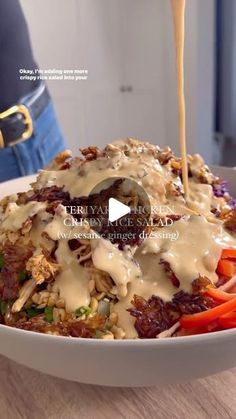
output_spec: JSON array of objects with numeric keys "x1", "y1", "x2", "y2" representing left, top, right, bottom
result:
[{"x1": 171, "y1": 0, "x2": 189, "y2": 201}]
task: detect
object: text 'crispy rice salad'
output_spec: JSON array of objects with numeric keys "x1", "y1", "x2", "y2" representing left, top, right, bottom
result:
[{"x1": 0, "y1": 139, "x2": 236, "y2": 339}]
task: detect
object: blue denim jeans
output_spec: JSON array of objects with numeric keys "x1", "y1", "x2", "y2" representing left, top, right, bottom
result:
[{"x1": 0, "y1": 100, "x2": 66, "y2": 182}]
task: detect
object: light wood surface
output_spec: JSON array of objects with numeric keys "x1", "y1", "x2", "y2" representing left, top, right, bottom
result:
[{"x1": 1, "y1": 356, "x2": 236, "y2": 419}]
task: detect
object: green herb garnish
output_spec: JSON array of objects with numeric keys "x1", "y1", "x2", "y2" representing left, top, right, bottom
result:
[
  {"x1": 75, "y1": 306, "x2": 92, "y2": 317},
  {"x1": 18, "y1": 271, "x2": 27, "y2": 283},
  {"x1": 26, "y1": 306, "x2": 44, "y2": 318},
  {"x1": 44, "y1": 306, "x2": 53, "y2": 323},
  {"x1": 95, "y1": 330, "x2": 104, "y2": 339},
  {"x1": 0, "y1": 254, "x2": 4, "y2": 270},
  {"x1": 0, "y1": 301, "x2": 7, "y2": 315}
]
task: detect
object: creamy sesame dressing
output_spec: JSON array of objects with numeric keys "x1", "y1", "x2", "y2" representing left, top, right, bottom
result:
[
  {"x1": 0, "y1": 2, "x2": 235, "y2": 339},
  {"x1": 1, "y1": 139, "x2": 235, "y2": 338},
  {"x1": 1, "y1": 201, "x2": 46, "y2": 231},
  {"x1": 90, "y1": 215, "x2": 236, "y2": 337},
  {"x1": 0, "y1": 139, "x2": 231, "y2": 337},
  {"x1": 36, "y1": 149, "x2": 173, "y2": 208}
]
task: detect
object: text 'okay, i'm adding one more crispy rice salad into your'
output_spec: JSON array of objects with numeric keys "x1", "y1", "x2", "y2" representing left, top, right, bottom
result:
[{"x1": 0, "y1": 138, "x2": 236, "y2": 339}]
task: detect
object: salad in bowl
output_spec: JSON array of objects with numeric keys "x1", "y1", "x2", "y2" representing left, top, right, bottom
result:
[{"x1": 0, "y1": 138, "x2": 236, "y2": 341}]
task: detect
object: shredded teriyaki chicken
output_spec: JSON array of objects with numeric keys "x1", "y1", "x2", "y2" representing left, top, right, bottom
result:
[{"x1": 0, "y1": 139, "x2": 236, "y2": 339}]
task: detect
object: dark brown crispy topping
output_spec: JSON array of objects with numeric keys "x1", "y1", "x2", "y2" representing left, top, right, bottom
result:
[
  {"x1": 16, "y1": 192, "x2": 30, "y2": 206},
  {"x1": 167, "y1": 290, "x2": 215, "y2": 315},
  {"x1": 224, "y1": 209, "x2": 236, "y2": 233},
  {"x1": 68, "y1": 239, "x2": 81, "y2": 251},
  {"x1": 68, "y1": 314, "x2": 105, "y2": 338},
  {"x1": 27, "y1": 186, "x2": 70, "y2": 204},
  {"x1": 170, "y1": 162, "x2": 192, "y2": 179},
  {"x1": 128, "y1": 295, "x2": 174, "y2": 338},
  {"x1": 128, "y1": 290, "x2": 215, "y2": 339},
  {"x1": 54, "y1": 150, "x2": 72, "y2": 167},
  {"x1": 157, "y1": 149, "x2": 173, "y2": 165},
  {"x1": 198, "y1": 174, "x2": 210, "y2": 184},
  {"x1": 10, "y1": 319, "x2": 69, "y2": 336},
  {"x1": 12, "y1": 314, "x2": 106, "y2": 338},
  {"x1": 80, "y1": 146, "x2": 104, "y2": 161},
  {"x1": 1, "y1": 240, "x2": 34, "y2": 300},
  {"x1": 191, "y1": 275, "x2": 213, "y2": 294},
  {"x1": 59, "y1": 161, "x2": 72, "y2": 170}
]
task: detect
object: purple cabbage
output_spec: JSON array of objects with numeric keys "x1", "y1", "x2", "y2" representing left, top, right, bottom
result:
[
  {"x1": 212, "y1": 180, "x2": 229, "y2": 197},
  {"x1": 229, "y1": 198, "x2": 236, "y2": 209},
  {"x1": 212, "y1": 180, "x2": 236, "y2": 208}
]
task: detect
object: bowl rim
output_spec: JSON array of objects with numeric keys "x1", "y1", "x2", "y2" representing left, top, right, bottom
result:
[{"x1": 1, "y1": 322, "x2": 236, "y2": 347}]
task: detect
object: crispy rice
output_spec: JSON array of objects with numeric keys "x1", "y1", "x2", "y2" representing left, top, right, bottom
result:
[{"x1": 0, "y1": 139, "x2": 235, "y2": 339}]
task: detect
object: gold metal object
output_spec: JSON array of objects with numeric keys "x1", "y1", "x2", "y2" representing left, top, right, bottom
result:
[
  {"x1": 0, "y1": 131, "x2": 4, "y2": 149},
  {"x1": 0, "y1": 104, "x2": 33, "y2": 148}
]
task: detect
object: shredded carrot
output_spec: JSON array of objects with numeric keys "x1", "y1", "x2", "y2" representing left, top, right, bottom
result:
[
  {"x1": 178, "y1": 322, "x2": 219, "y2": 336},
  {"x1": 221, "y1": 249, "x2": 236, "y2": 260},
  {"x1": 179, "y1": 297, "x2": 236, "y2": 329},
  {"x1": 220, "y1": 311, "x2": 236, "y2": 320},
  {"x1": 218, "y1": 311, "x2": 236, "y2": 329},
  {"x1": 205, "y1": 287, "x2": 236, "y2": 302},
  {"x1": 217, "y1": 259, "x2": 236, "y2": 278}
]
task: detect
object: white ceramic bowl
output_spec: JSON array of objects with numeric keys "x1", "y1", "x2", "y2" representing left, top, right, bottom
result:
[{"x1": 0, "y1": 167, "x2": 235, "y2": 387}]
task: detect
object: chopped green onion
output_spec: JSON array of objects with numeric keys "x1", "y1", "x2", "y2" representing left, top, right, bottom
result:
[
  {"x1": 95, "y1": 330, "x2": 104, "y2": 339},
  {"x1": 0, "y1": 301, "x2": 7, "y2": 315},
  {"x1": 26, "y1": 306, "x2": 44, "y2": 318},
  {"x1": 0, "y1": 254, "x2": 4, "y2": 270},
  {"x1": 75, "y1": 306, "x2": 92, "y2": 317},
  {"x1": 18, "y1": 271, "x2": 27, "y2": 283},
  {"x1": 44, "y1": 306, "x2": 53, "y2": 323}
]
